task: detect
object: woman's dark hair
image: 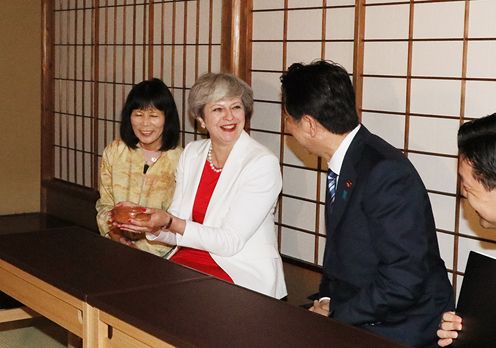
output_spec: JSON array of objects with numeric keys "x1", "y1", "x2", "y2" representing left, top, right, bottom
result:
[
  {"x1": 280, "y1": 60, "x2": 359, "y2": 134},
  {"x1": 120, "y1": 78, "x2": 180, "y2": 151}
]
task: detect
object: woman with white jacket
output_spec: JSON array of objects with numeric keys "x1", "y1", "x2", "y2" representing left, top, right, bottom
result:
[{"x1": 116, "y1": 72, "x2": 287, "y2": 299}]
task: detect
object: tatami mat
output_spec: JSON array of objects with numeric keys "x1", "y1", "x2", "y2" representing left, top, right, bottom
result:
[{"x1": 0, "y1": 317, "x2": 66, "y2": 348}]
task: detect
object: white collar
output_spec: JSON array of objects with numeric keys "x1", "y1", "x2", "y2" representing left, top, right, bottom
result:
[{"x1": 328, "y1": 124, "x2": 361, "y2": 176}]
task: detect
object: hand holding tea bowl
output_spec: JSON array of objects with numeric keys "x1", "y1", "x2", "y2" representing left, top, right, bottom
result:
[
  {"x1": 112, "y1": 201, "x2": 175, "y2": 237},
  {"x1": 110, "y1": 203, "x2": 151, "y2": 240}
]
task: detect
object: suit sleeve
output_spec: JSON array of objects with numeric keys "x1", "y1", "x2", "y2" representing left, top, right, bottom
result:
[
  {"x1": 175, "y1": 154, "x2": 282, "y2": 257},
  {"x1": 332, "y1": 160, "x2": 433, "y2": 325}
]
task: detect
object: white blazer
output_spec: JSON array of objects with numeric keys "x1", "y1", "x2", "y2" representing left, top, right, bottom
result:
[{"x1": 149, "y1": 131, "x2": 287, "y2": 299}]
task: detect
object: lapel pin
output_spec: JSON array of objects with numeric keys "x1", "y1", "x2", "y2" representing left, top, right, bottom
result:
[{"x1": 345, "y1": 179, "x2": 353, "y2": 189}]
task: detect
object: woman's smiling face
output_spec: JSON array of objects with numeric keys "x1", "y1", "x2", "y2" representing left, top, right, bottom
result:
[
  {"x1": 130, "y1": 107, "x2": 165, "y2": 151},
  {"x1": 200, "y1": 97, "x2": 245, "y2": 147}
]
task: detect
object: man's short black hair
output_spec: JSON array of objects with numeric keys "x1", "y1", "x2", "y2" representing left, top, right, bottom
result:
[
  {"x1": 280, "y1": 60, "x2": 359, "y2": 134},
  {"x1": 458, "y1": 113, "x2": 496, "y2": 190}
]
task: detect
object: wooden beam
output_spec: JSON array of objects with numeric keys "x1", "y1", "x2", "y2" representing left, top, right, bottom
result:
[
  {"x1": 0, "y1": 307, "x2": 39, "y2": 324},
  {"x1": 41, "y1": 0, "x2": 55, "y2": 212},
  {"x1": 221, "y1": 0, "x2": 252, "y2": 82},
  {"x1": 353, "y1": 0, "x2": 366, "y2": 121}
]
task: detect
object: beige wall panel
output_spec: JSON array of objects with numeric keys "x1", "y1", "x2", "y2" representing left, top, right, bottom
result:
[
  {"x1": 319, "y1": 176, "x2": 326, "y2": 204},
  {"x1": 429, "y1": 193, "x2": 456, "y2": 232},
  {"x1": 253, "y1": 0, "x2": 283, "y2": 10},
  {"x1": 0, "y1": 38, "x2": 41, "y2": 212},
  {"x1": 83, "y1": 46, "x2": 92, "y2": 82},
  {"x1": 250, "y1": 131, "x2": 280, "y2": 162},
  {"x1": 286, "y1": 42, "x2": 321, "y2": 66},
  {"x1": 83, "y1": 115, "x2": 92, "y2": 152},
  {"x1": 185, "y1": 2, "x2": 198, "y2": 44},
  {"x1": 362, "y1": 77, "x2": 406, "y2": 112},
  {"x1": 161, "y1": 46, "x2": 173, "y2": 84},
  {"x1": 317, "y1": 235, "x2": 325, "y2": 265},
  {"x1": 437, "y1": 232, "x2": 455, "y2": 270},
  {"x1": 287, "y1": 9, "x2": 322, "y2": 40},
  {"x1": 413, "y1": 2, "x2": 464, "y2": 39},
  {"x1": 318, "y1": 205, "x2": 326, "y2": 234},
  {"x1": 197, "y1": 1, "x2": 211, "y2": 43},
  {"x1": 174, "y1": 2, "x2": 185, "y2": 44},
  {"x1": 468, "y1": 0, "x2": 496, "y2": 38},
  {"x1": 251, "y1": 71, "x2": 281, "y2": 101},
  {"x1": 284, "y1": 136, "x2": 318, "y2": 169},
  {"x1": 464, "y1": 81, "x2": 496, "y2": 118},
  {"x1": 361, "y1": 113, "x2": 405, "y2": 149},
  {"x1": 466, "y1": 41, "x2": 496, "y2": 78},
  {"x1": 184, "y1": 46, "x2": 197, "y2": 90},
  {"x1": 252, "y1": 11, "x2": 283, "y2": 41},
  {"x1": 210, "y1": 0, "x2": 222, "y2": 43},
  {"x1": 324, "y1": 42, "x2": 354, "y2": 72},
  {"x1": 364, "y1": 42, "x2": 408, "y2": 76},
  {"x1": 152, "y1": 46, "x2": 162, "y2": 77},
  {"x1": 281, "y1": 226, "x2": 315, "y2": 263},
  {"x1": 364, "y1": 4, "x2": 409, "y2": 39},
  {"x1": 326, "y1": 7, "x2": 354, "y2": 40},
  {"x1": 283, "y1": 167, "x2": 317, "y2": 201},
  {"x1": 408, "y1": 116, "x2": 459, "y2": 155},
  {"x1": 252, "y1": 42, "x2": 283, "y2": 71},
  {"x1": 409, "y1": 79, "x2": 461, "y2": 116},
  {"x1": 282, "y1": 197, "x2": 315, "y2": 231},
  {"x1": 411, "y1": 42, "x2": 463, "y2": 77},
  {"x1": 288, "y1": 0, "x2": 322, "y2": 7},
  {"x1": 365, "y1": 0, "x2": 399, "y2": 4},
  {"x1": 251, "y1": 102, "x2": 281, "y2": 132},
  {"x1": 210, "y1": 46, "x2": 221, "y2": 72},
  {"x1": 408, "y1": 154, "x2": 458, "y2": 194}
]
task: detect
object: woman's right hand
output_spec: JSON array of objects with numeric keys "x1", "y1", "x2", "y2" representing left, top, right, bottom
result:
[
  {"x1": 115, "y1": 205, "x2": 170, "y2": 235},
  {"x1": 437, "y1": 311, "x2": 462, "y2": 347}
]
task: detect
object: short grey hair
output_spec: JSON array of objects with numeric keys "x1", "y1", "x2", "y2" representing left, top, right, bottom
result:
[{"x1": 188, "y1": 72, "x2": 254, "y2": 120}]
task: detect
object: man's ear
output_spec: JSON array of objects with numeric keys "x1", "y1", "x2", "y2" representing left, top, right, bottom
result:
[{"x1": 301, "y1": 114, "x2": 318, "y2": 137}]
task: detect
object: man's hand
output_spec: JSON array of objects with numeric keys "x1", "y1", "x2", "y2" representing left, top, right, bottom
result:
[
  {"x1": 309, "y1": 299, "x2": 330, "y2": 317},
  {"x1": 437, "y1": 311, "x2": 462, "y2": 347}
]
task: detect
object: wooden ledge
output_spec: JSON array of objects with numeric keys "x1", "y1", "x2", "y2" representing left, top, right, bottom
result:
[{"x1": 0, "y1": 306, "x2": 39, "y2": 323}]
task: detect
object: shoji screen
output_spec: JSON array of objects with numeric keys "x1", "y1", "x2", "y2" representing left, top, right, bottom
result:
[
  {"x1": 53, "y1": 0, "x2": 95, "y2": 187},
  {"x1": 362, "y1": 0, "x2": 496, "y2": 295},
  {"x1": 455, "y1": 0, "x2": 496, "y2": 292},
  {"x1": 52, "y1": 0, "x2": 221, "y2": 190},
  {"x1": 251, "y1": 0, "x2": 496, "y2": 297},
  {"x1": 250, "y1": 0, "x2": 357, "y2": 266}
]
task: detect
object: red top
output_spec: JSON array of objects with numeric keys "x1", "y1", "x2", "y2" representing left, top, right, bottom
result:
[{"x1": 171, "y1": 160, "x2": 233, "y2": 283}]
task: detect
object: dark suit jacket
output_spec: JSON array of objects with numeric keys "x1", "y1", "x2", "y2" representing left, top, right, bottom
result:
[{"x1": 320, "y1": 126, "x2": 454, "y2": 348}]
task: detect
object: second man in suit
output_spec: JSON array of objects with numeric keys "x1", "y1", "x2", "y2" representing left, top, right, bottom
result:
[{"x1": 280, "y1": 60, "x2": 454, "y2": 348}]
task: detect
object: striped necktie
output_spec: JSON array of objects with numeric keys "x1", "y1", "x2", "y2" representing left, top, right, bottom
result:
[{"x1": 327, "y1": 169, "x2": 338, "y2": 205}]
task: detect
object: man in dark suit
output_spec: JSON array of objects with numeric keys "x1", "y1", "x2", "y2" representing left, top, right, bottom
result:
[
  {"x1": 280, "y1": 60, "x2": 454, "y2": 348},
  {"x1": 437, "y1": 113, "x2": 496, "y2": 347}
]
